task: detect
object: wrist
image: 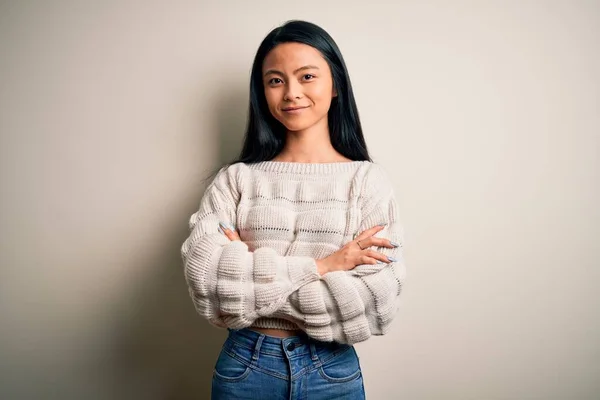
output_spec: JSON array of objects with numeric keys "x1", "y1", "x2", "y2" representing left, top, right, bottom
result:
[{"x1": 315, "y1": 259, "x2": 329, "y2": 276}]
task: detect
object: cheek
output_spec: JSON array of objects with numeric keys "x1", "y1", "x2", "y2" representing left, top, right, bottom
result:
[
  {"x1": 309, "y1": 83, "x2": 333, "y2": 101},
  {"x1": 264, "y1": 89, "x2": 280, "y2": 113},
  {"x1": 309, "y1": 85, "x2": 333, "y2": 111}
]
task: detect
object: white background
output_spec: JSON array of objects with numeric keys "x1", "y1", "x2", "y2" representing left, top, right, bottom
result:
[{"x1": 1, "y1": 1, "x2": 598, "y2": 399}]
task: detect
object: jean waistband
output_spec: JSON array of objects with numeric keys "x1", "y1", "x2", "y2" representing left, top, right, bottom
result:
[{"x1": 226, "y1": 328, "x2": 347, "y2": 360}]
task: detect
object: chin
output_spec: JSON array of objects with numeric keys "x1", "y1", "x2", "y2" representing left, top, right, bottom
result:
[
  {"x1": 282, "y1": 123, "x2": 314, "y2": 132},
  {"x1": 276, "y1": 119, "x2": 309, "y2": 132},
  {"x1": 279, "y1": 116, "x2": 324, "y2": 132}
]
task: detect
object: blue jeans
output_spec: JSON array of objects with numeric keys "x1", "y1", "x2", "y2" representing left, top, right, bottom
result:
[{"x1": 211, "y1": 328, "x2": 366, "y2": 399}]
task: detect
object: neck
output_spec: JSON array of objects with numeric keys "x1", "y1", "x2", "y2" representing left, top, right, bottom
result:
[{"x1": 275, "y1": 117, "x2": 350, "y2": 163}]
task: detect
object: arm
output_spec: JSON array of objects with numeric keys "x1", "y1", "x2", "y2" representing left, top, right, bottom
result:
[
  {"x1": 181, "y1": 166, "x2": 321, "y2": 329},
  {"x1": 268, "y1": 163, "x2": 407, "y2": 344}
]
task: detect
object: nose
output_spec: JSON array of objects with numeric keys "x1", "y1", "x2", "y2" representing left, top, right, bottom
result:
[{"x1": 283, "y1": 80, "x2": 302, "y2": 101}]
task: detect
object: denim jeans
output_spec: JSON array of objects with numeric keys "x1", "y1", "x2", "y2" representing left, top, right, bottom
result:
[{"x1": 211, "y1": 328, "x2": 366, "y2": 399}]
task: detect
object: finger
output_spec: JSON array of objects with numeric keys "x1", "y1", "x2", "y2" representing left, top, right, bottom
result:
[
  {"x1": 221, "y1": 228, "x2": 235, "y2": 240},
  {"x1": 366, "y1": 250, "x2": 397, "y2": 264},
  {"x1": 360, "y1": 237, "x2": 399, "y2": 249},
  {"x1": 359, "y1": 255, "x2": 380, "y2": 265},
  {"x1": 219, "y1": 221, "x2": 236, "y2": 232},
  {"x1": 356, "y1": 238, "x2": 375, "y2": 250},
  {"x1": 354, "y1": 224, "x2": 386, "y2": 242},
  {"x1": 229, "y1": 230, "x2": 241, "y2": 241},
  {"x1": 219, "y1": 222, "x2": 239, "y2": 241}
]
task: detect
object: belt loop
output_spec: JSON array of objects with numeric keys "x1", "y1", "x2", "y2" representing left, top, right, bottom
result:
[
  {"x1": 309, "y1": 342, "x2": 319, "y2": 363},
  {"x1": 252, "y1": 333, "x2": 265, "y2": 365}
]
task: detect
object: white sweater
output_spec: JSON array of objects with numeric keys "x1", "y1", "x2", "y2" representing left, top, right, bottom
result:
[{"x1": 180, "y1": 160, "x2": 406, "y2": 344}]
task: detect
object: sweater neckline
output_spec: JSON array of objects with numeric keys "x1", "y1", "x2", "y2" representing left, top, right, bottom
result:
[{"x1": 248, "y1": 160, "x2": 370, "y2": 174}]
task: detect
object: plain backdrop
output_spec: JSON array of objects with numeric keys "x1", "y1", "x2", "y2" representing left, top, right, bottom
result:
[{"x1": 1, "y1": 1, "x2": 598, "y2": 399}]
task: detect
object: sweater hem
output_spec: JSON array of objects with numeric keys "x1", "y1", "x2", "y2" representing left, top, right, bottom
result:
[{"x1": 250, "y1": 317, "x2": 300, "y2": 331}]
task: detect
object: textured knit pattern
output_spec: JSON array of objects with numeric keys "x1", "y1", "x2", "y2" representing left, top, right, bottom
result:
[{"x1": 180, "y1": 160, "x2": 406, "y2": 344}]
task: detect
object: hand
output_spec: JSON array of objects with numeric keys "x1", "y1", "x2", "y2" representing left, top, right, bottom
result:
[
  {"x1": 315, "y1": 225, "x2": 398, "y2": 276},
  {"x1": 219, "y1": 221, "x2": 241, "y2": 241}
]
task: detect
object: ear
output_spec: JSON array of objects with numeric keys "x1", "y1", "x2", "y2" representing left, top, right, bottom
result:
[{"x1": 332, "y1": 85, "x2": 338, "y2": 98}]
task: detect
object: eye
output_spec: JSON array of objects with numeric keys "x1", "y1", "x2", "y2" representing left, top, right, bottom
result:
[
  {"x1": 302, "y1": 74, "x2": 315, "y2": 81},
  {"x1": 268, "y1": 77, "x2": 283, "y2": 85}
]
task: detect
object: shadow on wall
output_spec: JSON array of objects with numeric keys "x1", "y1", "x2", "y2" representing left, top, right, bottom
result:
[{"x1": 107, "y1": 84, "x2": 247, "y2": 400}]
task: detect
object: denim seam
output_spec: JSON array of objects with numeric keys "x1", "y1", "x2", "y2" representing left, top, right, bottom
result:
[
  {"x1": 229, "y1": 337, "x2": 310, "y2": 357},
  {"x1": 288, "y1": 344, "x2": 353, "y2": 379},
  {"x1": 288, "y1": 347, "x2": 356, "y2": 381},
  {"x1": 318, "y1": 346, "x2": 362, "y2": 383},
  {"x1": 212, "y1": 364, "x2": 252, "y2": 383},
  {"x1": 225, "y1": 336, "x2": 356, "y2": 382},
  {"x1": 290, "y1": 363, "x2": 319, "y2": 380},
  {"x1": 318, "y1": 367, "x2": 362, "y2": 384},
  {"x1": 227, "y1": 337, "x2": 255, "y2": 352},
  {"x1": 317, "y1": 345, "x2": 352, "y2": 365},
  {"x1": 223, "y1": 347, "x2": 290, "y2": 381}
]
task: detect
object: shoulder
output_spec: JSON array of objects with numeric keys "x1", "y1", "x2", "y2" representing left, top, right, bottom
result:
[
  {"x1": 366, "y1": 161, "x2": 390, "y2": 178},
  {"x1": 358, "y1": 161, "x2": 399, "y2": 212},
  {"x1": 362, "y1": 161, "x2": 394, "y2": 192},
  {"x1": 208, "y1": 162, "x2": 251, "y2": 198}
]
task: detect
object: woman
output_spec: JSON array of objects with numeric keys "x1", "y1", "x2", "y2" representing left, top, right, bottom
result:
[{"x1": 181, "y1": 20, "x2": 406, "y2": 400}]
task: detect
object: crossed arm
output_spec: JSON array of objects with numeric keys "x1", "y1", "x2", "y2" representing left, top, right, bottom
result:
[{"x1": 181, "y1": 165, "x2": 406, "y2": 344}]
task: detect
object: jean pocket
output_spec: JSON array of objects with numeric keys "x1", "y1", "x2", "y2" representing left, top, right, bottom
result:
[
  {"x1": 213, "y1": 347, "x2": 252, "y2": 383},
  {"x1": 318, "y1": 346, "x2": 362, "y2": 383}
]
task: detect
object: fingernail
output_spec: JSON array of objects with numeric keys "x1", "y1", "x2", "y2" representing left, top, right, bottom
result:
[
  {"x1": 377, "y1": 261, "x2": 385, "y2": 264},
  {"x1": 218, "y1": 226, "x2": 224, "y2": 234},
  {"x1": 388, "y1": 256, "x2": 397, "y2": 262},
  {"x1": 228, "y1": 223, "x2": 236, "y2": 230},
  {"x1": 219, "y1": 221, "x2": 228, "y2": 231},
  {"x1": 390, "y1": 241, "x2": 399, "y2": 248},
  {"x1": 378, "y1": 223, "x2": 387, "y2": 227}
]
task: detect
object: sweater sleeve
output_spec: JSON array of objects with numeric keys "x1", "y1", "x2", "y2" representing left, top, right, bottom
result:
[
  {"x1": 180, "y1": 166, "x2": 321, "y2": 329},
  {"x1": 269, "y1": 163, "x2": 407, "y2": 344}
]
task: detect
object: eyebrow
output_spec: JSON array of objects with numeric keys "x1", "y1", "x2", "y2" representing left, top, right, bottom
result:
[{"x1": 263, "y1": 65, "x2": 320, "y2": 77}]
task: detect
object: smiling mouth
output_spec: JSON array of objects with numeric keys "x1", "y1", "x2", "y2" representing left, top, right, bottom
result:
[{"x1": 282, "y1": 106, "x2": 309, "y2": 111}]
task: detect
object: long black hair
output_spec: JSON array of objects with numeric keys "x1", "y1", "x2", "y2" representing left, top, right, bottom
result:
[{"x1": 217, "y1": 20, "x2": 371, "y2": 176}]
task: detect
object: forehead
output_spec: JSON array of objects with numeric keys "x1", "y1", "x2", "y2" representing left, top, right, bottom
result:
[{"x1": 262, "y1": 42, "x2": 328, "y2": 72}]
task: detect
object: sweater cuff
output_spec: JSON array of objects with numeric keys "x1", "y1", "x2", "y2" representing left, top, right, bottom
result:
[{"x1": 286, "y1": 256, "x2": 321, "y2": 289}]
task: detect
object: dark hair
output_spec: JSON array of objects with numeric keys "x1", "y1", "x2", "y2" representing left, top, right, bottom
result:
[{"x1": 213, "y1": 20, "x2": 371, "y2": 177}]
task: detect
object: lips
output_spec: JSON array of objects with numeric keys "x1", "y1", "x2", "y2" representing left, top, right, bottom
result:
[{"x1": 282, "y1": 106, "x2": 309, "y2": 111}]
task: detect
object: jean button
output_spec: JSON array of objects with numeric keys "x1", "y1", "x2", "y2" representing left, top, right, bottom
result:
[{"x1": 287, "y1": 342, "x2": 295, "y2": 351}]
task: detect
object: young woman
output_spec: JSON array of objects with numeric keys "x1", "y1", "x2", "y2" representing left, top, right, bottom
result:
[{"x1": 181, "y1": 20, "x2": 406, "y2": 400}]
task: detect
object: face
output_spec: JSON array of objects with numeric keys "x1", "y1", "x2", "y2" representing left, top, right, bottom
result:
[{"x1": 262, "y1": 42, "x2": 337, "y2": 132}]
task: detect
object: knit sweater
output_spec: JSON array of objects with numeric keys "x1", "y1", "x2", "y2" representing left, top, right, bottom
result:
[{"x1": 180, "y1": 160, "x2": 406, "y2": 344}]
